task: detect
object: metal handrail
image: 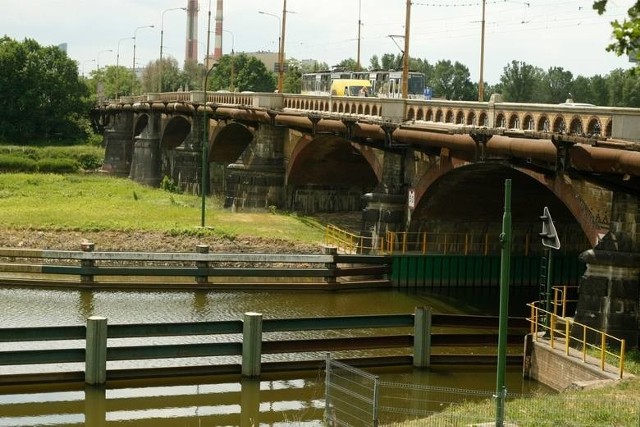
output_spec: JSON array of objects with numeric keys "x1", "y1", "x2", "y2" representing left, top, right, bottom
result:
[{"x1": 527, "y1": 301, "x2": 625, "y2": 379}]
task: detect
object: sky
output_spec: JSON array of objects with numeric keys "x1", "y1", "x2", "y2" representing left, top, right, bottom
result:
[{"x1": 0, "y1": 0, "x2": 637, "y2": 84}]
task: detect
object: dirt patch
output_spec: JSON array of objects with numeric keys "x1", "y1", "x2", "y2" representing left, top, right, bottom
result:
[{"x1": 0, "y1": 228, "x2": 324, "y2": 254}]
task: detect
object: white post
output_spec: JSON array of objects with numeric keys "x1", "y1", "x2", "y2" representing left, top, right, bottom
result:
[
  {"x1": 413, "y1": 306, "x2": 432, "y2": 368},
  {"x1": 242, "y1": 312, "x2": 263, "y2": 377},
  {"x1": 85, "y1": 316, "x2": 108, "y2": 385}
]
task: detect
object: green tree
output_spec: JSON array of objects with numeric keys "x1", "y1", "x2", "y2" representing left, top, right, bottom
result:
[
  {"x1": 141, "y1": 57, "x2": 183, "y2": 93},
  {"x1": 541, "y1": 67, "x2": 574, "y2": 104},
  {"x1": 182, "y1": 60, "x2": 204, "y2": 91},
  {"x1": 594, "y1": 1, "x2": 640, "y2": 58},
  {"x1": 336, "y1": 58, "x2": 358, "y2": 70},
  {"x1": 380, "y1": 53, "x2": 402, "y2": 70},
  {"x1": 430, "y1": 60, "x2": 475, "y2": 100},
  {"x1": 0, "y1": 37, "x2": 90, "y2": 142},
  {"x1": 208, "y1": 53, "x2": 275, "y2": 92},
  {"x1": 369, "y1": 55, "x2": 381, "y2": 70},
  {"x1": 283, "y1": 64, "x2": 302, "y2": 94},
  {"x1": 499, "y1": 60, "x2": 544, "y2": 102}
]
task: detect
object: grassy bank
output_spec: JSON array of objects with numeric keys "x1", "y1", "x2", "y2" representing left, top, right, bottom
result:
[{"x1": 0, "y1": 173, "x2": 325, "y2": 248}]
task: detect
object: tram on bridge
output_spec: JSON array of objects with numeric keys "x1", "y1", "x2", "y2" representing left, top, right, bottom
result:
[{"x1": 301, "y1": 69, "x2": 426, "y2": 99}]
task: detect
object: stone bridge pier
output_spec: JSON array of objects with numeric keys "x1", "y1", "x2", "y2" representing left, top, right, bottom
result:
[
  {"x1": 224, "y1": 123, "x2": 286, "y2": 210},
  {"x1": 102, "y1": 111, "x2": 134, "y2": 176},
  {"x1": 574, "y1": 192, "x2": 640, "y2": 347}
]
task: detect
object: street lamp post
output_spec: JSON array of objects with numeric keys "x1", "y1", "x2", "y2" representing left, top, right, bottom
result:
[
  {"x1": 116, "y1": 36, "x2": 133, "y2": 99},
  {"x1": 132, "y1": 24, "x2": 154, "y2": 95},
  {"x1": 96, "y1": 49, "x2": 113, "y2": 72},
  {"x1": 82, "y1": 59, "x2": 95, "y2": 78},
  {"x1": 201, "y1": 1, "x2": 214, "y2": 228},
  {"x1": 160, "y1": 7, "x2": 186, "y2": 92},
  {"x1": 223, "y1": 29, "x2": 235, "y2": 91},
  {"x1": 258, "y1": 1, "x2": 287, "y2": 93}
]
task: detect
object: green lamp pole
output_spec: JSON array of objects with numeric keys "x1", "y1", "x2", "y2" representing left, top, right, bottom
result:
[
  {"x1": 201, "y1": 1, "x2": 213, "y2": 228},
  {"x1": 495, "y1": 179, "x2": 512, "y2": 426}
]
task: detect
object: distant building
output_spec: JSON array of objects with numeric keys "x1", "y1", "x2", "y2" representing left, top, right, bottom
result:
[{"x1": 247, "y1": 51, "x2": 280, "y2": 73}]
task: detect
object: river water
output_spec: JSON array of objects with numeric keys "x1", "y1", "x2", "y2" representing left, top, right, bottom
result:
[{"x1": 0, "y1": 286, "x2": 548, "y2": 426}]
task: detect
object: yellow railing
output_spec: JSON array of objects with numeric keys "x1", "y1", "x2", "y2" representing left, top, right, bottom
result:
[
  {"x1": 528, "y1": 301, "x2": 626, "y2": 379},
  {"x1": 324, "y1": 224, "x2": 382, "y2": 254},
  {"x1": 551, "y1": 285, "x2": 580, "y2": 318}
]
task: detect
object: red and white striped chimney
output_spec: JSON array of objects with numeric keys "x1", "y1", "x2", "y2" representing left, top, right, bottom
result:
[
  {"x1": 213, "y1": 0, "x2": 223, "y2": 61},
  {"x1": 185, "y1": 0, "x2": 199, "y2": 64}
]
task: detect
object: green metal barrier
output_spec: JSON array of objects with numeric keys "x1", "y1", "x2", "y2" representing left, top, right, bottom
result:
[{"x1": 391, "y1": 254, "x2": 585, "y2": 289}]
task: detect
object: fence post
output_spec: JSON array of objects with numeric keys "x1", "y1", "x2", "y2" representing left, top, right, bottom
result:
[
  {"x1": 85, "y1": 316, "x2": 107, "y2": 385},
  {"x1": 372, "y1": 375, "x2": 380, "y2": 427},
  {"x1": 195, "y1": 244, "x2": 210, "y2": 284},
  {"x1": 324, "y1": 246, "x2": 337, "y2": 284},
  {"x1": 80, "y1": 241, "x2": 95, "y2": 283},
  {"x1": 413, "y1": 306, "x2": 432, "y2": 368},
  {"x1": 242, "y1": 312, "x2": 263, "y2": 377},
  {"x1": 325, "y1": 353, "x2": 333, "y2": 425}
]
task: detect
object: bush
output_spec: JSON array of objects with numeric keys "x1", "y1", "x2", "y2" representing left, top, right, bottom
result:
[
  {"x1": 36, "y1": 158, "x2": 80, "y2": 173},
  {"x1": 0, "y1": 154, "x2": 37, "y2": 172}
]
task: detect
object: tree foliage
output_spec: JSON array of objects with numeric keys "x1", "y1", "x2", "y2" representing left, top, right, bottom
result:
[
  {"x1": 0, "y1": 37, "x2": 90, "y2": 142},
  {"x1": 207, "y1": 53, "x2": 276, "y2": 92},
  {"x1": 499, "y1": 61, "x2": 544, "y2": 102},
  {"x1": 594, "y1": 0, "x2": 640, "y2": 58}
]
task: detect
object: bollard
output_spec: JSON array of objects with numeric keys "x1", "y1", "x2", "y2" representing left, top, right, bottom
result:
[
  {"x1": 195, "y1": 244, "x2": 210, "y2": 284},
  {"x1": 85, "y1": 316, "x2": 108, "y2": 385},
  {"x1": 413, "y1": 306, "x2": 432, "y2": 368},
  {"x1": 242, "y1": 312, "x2": 263, "y2": 377},
  {"x1": 324, "y1": 246, "x2": 338, "y2": 284},
  {"x1": 80, "y1": 241, "x2": 95, "y2": 283}
]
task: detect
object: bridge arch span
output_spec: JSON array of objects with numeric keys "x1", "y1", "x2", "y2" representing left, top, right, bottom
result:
[
  {"x1": 161, "y1": 115, "x2": 190, "y2": 149},
  {"x1": 285, "y1": 134, "x2": 380, "y2": 213},
  {"x1": 209, "y1": 121, "x2": 254, "y2": 164},
  {"x1": 133, "y1": 114, "x2": 148, "y2": 138},
  {"x1": 410, "y1": 162, "x2": 596, "y2": 251}
]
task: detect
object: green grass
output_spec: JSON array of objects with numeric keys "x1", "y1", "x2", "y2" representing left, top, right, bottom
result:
[{"x1": 0, "y1": 173, "x2": 325, "y2": 243}]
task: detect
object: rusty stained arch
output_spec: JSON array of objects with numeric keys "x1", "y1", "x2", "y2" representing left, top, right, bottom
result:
[
  {"x1": 161, "y1": 115, "x2": 191, "y2": 150},
  {"x1": 209, "y1": 120, "x2": 254, "y2": 164},
  {"x1": 286, "y1": 133, "x2": 381, "y2": 188},
  {"x1": 410, "y1": 161, "x2": 601, "y2": 247}
]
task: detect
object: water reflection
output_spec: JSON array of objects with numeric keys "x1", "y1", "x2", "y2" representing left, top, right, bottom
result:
[{"x1": 0, "y1": 286, "x2": 546, "y2": 425}]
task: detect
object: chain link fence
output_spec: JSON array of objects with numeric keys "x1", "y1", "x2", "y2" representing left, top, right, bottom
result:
[{"x1": 325, "y1": 354, "x2": 640, "y2": 426}]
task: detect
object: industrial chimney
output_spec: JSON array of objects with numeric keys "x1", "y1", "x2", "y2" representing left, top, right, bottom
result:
[
  {"x1": 185, "y1": 0, "x2": 199, "y2": 64},
  {"x1": 213, "y1": 0, "x2": 223, "y2": 61}
]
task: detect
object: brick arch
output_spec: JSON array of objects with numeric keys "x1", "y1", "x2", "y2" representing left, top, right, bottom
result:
[
  {"x1": 410, "y1": 162, "x2": 600, "y2": 246},
  {"x1": 587, "y1": 117, "x2": 601, "y2": 135},
  {"x1": 467, "y1": 111, "x2": 476, "y2": 125},
  {"x1": 523, "y1": 114, "x2": 535, "y2": 130},
  {"x1": 407, "y1": 107, "x2": 416, "y2": 120},
  {"x1": 445, "y1": 110, "x2": 454, "y2": 123},
  {"x1": 537, "y1": 115, "x2": 550, "y2": 132},
  {"x1": 456, "y1": 111, "x2": 465, "y2": 124},
  {"x1": 496, "y1": 113, "x2": 506, "y2": 128},
  {"x1": 605, "y1": 119, "x2": 613, "y2": 137},
  {"x1": 435, "y1": 109, "x2": 443, "y2": 122},
  {"x1": 478, "y1": 111, "x2": 488, "y2": 126},
  {"x1": 416, "y1": 108, "x2": 424, "y2": 120},
  {"x1": 426, "y1": 108, "x2": 434, "y2": 121},
  {"x1": 508, "y1": 113, "x2": 520, "y2": 129},
  {"x1": 553, "y1": 116, "x2": 566, "y2": 133},
  {"x1": 569, "y1": 116, "x2": 584, "y2": 135}
]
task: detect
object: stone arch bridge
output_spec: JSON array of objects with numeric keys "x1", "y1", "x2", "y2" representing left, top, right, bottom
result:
[{"x1": 94, "y1": 91, "x2": 640, "y2": 345}]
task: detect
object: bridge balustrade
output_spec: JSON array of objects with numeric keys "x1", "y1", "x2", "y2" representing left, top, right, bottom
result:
[{"x1": 100, "y1": 91, "x2": 640, "y2": 142}]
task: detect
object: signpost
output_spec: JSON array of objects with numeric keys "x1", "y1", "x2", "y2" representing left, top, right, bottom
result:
[{"x1": 540, "y1": 206, "x2": 561, "y2": 329}]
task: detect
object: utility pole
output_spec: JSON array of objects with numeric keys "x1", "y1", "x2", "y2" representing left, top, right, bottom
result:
[
  {"x1": 356, "y1": 0, "x2": 362, "y2": 71},
  {"x1": 478, "y1": 0, "x2": 486, "y2": 101},
  {"x1": 402, "y1": 0, "x2": 411, "y2": 99}
]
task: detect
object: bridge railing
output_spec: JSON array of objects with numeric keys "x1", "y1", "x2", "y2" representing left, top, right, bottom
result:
[
  {"x1": 527, "y1": 301, "x2": 626, "y2": 379},
  {"x1": 324, "y1": 224, "x2": 383, "y2": 254}
]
